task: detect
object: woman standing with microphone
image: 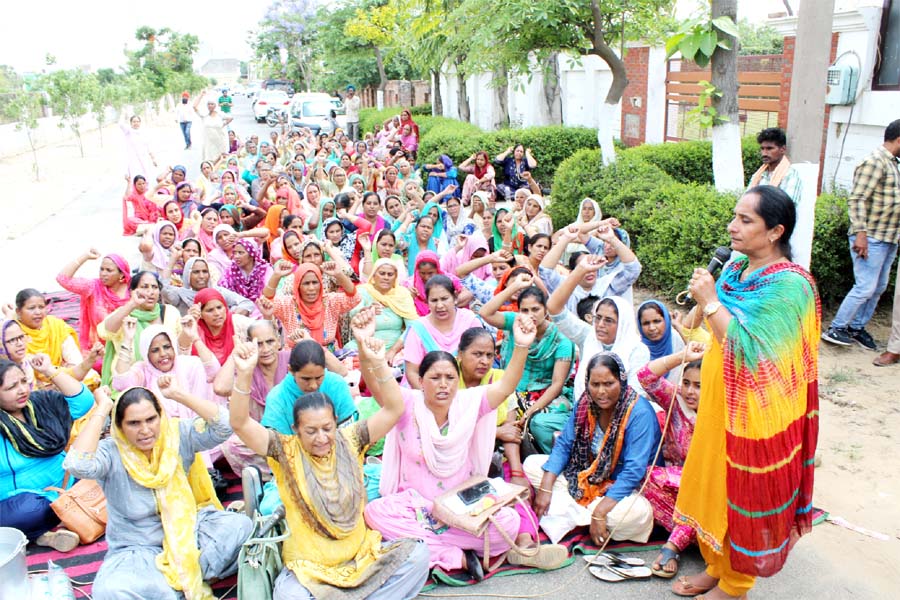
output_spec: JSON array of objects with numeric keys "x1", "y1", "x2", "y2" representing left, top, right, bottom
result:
[{"x1": 673, "y1": 185, "x2": 820, "y2": 600}]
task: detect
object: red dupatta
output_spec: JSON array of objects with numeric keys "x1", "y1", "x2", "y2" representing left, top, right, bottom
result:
[{"x1": 193, "y1": 288, "x2": 235, "y2": 366}]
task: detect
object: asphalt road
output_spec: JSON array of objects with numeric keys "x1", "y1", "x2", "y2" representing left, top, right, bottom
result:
[{"x1": 0, "y1": 95, "x2": 884, "y2": 600}]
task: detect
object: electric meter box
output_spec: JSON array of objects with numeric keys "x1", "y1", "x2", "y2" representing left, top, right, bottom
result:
[{"x1": 825, "y1": 63, "x2": 859, "y2": 105}]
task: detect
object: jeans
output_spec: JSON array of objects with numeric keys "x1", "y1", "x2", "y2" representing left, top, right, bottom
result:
[
  {"x1": 831, "y1": 235, "x2": 898, "y2": 330},
  {"x1": 0, "y1": 492, "x2": 59, "y2": 540},
  {"x1": 179, "y1": 121, "x2": 192, "y2": 147},
  {"x1": 347, "y1": 120, "x2": 360, "y2": 142}
]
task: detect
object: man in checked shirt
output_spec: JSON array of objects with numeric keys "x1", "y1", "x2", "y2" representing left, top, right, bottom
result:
[{"x1": 822, "y1": 119, "x2": 900, "y2": 359}]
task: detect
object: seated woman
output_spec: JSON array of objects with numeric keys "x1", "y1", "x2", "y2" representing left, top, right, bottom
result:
[
  {"x1": 98, "y1": 271, "x2": 181, "y2": 386},
  {"x1": 524, "y1": 353, "x2": 661, "y2": 545},
  {"x1": 207, "y1": 224, "x2": 237, "y2": 276},
  {"x1": 162, "y1": 256, "x2": 254, "y2": 316},
  {"x1": 162, "y1": 197, "x2": 200, "y2": 240},
  {"x1": 219, "y1": 239, "x2": 274, "y2": 305},
  {"x1": 638, "y1": 342, "x2": 706, "y2": 579},
  {"x1": 396, "y1": 214, "x2": 441, "y2": 278},
  {"x1": 7, "y1": 289, "x2": 94, "y2": 390},
  {"x1": 229, "y1": 310, "x2": 430, "y2": 599},
  {"x1": 64, "y1": 381, "x2": 253, "y2": 600},
  {"x1": 519, "y1": 194, "x2": 553, "y2": 237},
  {"x1": 122, "y1": 175, "x2": 158, "y2": 236},
  {"x1": 489, "y1": 208, "x2": 525, "y2": 254},
  {"x1": 547, "y1": 257, "x2": 649, "y2": 396},
  {"x1": 637, "y1": 300, "x2": 686, "y2": 384},
  {"x1": 57, "y1": 249, "x2": 131, "y2": 351},
  {"x1": 346, "y1": 258, "x2": 418, "y2": 366},
  {"x1": 196, "y1": 207, "x2": 221, "y2": 254},
  {"x1": 402, "y1": 276, "x2": 482, "y2": 390},
  {"x1": 0, "y1": 357, "x2": 95, "y2": 552},
  {"x1": 360, "y1": 229, "x2": 406, "y2": 285},
  {"x1": 366, "y1": 313, "x2": 567, "y2": 577},
  {"x1": 139, "y1": 221, "x2": 179, "y2": 275},
  {"x1": 265, "y1": 262, "x2": 360, "y2": 350},
  {"x1": 405, "y1": 251, "x2": 467, "y2": 317},
  {"x1": 480, "y1": 280, "x2": 574, "y2": 458},
  {"x1": 494, "y1": 145, "x2": 538, "y2": 202},
  {"x1": 268, "y1": 216, "x2": 305, "y2": 265},
  {"x1": 424, "y1": 155, "x2": 459, "y2": 196},
  {"x1": 184, "y1": 288, "x2": 254, "y2": 368},
  {"x1": 459, "y1": 151, "x2": 496, "y2": 205}
]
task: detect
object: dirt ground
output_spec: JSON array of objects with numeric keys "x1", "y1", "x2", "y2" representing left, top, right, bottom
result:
[{"x1": 4, "y1": 120, "x2": 900, "y2": 596}]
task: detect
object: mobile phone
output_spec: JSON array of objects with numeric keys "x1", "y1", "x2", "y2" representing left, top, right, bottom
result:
[{"x1": 457, "y1": 480, "x2": 495, "y2": 505}]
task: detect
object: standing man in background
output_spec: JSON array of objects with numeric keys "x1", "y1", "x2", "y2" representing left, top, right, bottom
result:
[
  {"x1": 175, "y1": 92, "x2": 193, "y2": 150},
  {"x1": 218, "y1": 89, "x2": 233, "y2": 115},
  {"x1": 345, "y1": 85, "x2": 361, "y2": 142},
  {"x1": 822, "y1": 119, "x2": 900, "y2": 352},
  {"x1": 747, "y1": 128, "x2": 803, "y2": 205}
]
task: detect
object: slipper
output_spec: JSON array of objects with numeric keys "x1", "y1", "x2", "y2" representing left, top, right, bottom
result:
[
  {"x1": 588, "y1": 564, "x2": 652, "y2": 582},
  {"x1": 651, "y1": 546, "x2": 680, "y2": 579},
  {"x1": 582, "y1": 552, "x2": 645, "y2": 567},
  {"x1": 35, "y1": 529, "x2": 80, "y2": 553},
  {"x1": 673, "y1": 574, "x2": 717, "y2": 597}
]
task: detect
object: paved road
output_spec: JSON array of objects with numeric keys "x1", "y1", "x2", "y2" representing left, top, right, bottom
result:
[{"x1": 0, "y1": 95, "x2": 883, "y2": 600}]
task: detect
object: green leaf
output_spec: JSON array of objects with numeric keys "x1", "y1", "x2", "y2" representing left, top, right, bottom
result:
[
  {"x1": 679, "y1": 33, "x2": 701, "y2": 60},
  {"x1": 666, "y1": 33, "x2": 685, "y2": 58},
  {"x1": 712, "y1": 16, "x2": 740, "y2": 39},
  {"x1": 699, "y1": 30, "x2": 717, "y2": 56},
  {"x1": 694, "y1": 52, "x2": 710, "y2": 68},
  {"x1": 716, "y1": 39, "x2": 731, "y2": 50}
]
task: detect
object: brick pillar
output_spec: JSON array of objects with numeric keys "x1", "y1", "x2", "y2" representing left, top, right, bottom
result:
[
  {"x1": 621, "y1": 47, "x2": 649, "y2": 147},
  {"x1": 817, "y1": 32, "x2": 840, "y2": 192},
  {"x1": 778, "y1": 36, "x2": 795, "y2": 129}
]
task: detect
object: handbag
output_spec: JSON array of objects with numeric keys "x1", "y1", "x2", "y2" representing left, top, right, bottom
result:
[
  {"x1": 431, "y1": 476, "x2": 539, "y2": 572},
  {"x1": 45, "y1": 473, "x2": 108, "y2": 544},
  {"x1": 238, "y1": 508, "x2": 291, "y2": 600}
]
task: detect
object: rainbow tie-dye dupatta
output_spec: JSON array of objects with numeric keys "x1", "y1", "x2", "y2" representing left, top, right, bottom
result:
[{"x1": 717, "y1": 258, "x2": 820, "y2": 577}]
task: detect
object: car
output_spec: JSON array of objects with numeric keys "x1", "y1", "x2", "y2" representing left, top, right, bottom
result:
[
  {"x1": 289, "y1": 93, "x2": 348, "y2": 134},
  {"x1": 253, "y1": 90, "x2": 291, "y2": 122}
]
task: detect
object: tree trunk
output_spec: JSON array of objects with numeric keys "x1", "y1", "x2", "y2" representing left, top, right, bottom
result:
[
  {"x1": 493, "y1": 66, "x2": 509, "y2": 129},
  {"x1": 431, "y1": 69, "x2": 443, "y2": 116},
  {"x1": 542, "y1": 52, "x2": 562, "y2": 125},
  {"x1": 710, "y1": 0, "x2": 743, "y2": 191},
  {"x1": 27, "y1": 130, "x2": 39, "y2": 181},
  {"x1": 374, "y1": 47, "x2": 388, "y2": 91},
  {"x1": 455, "y1": 56, "x2": 470, "y2": 123},
  {"x1": 589, "y1": 0, "x2": 627, "y2": 165}
]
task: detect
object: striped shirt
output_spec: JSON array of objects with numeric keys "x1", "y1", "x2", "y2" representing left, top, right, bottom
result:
[{"x1": 848, "y1": 146, "x2": 900, "y2": 243}]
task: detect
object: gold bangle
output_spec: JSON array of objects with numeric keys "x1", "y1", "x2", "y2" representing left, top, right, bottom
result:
[
  {"x1": 537, "y1": 486, "x2": 553, "y2": 494},
  {"x1": 591, "y1": 515, "x2": 607, "y2": 522},
  {"x1": 233, "y1": 386, "x2": 251, "y2": 395}
]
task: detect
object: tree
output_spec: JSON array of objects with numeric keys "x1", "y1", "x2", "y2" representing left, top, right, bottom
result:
[
  {"x1": 4, "y1": 92, "x2": 43, "y2": 180},
  {"x1": 126, "y1": 27, "x2": 200, "y2": 92},
  {"x1": 345, "y1": 0, "x2": 401, "y2": 94},
  {"x1": 457, "y1": 0, "x2": 675, "y2": 161},
  {"x1": 42, "y1": 69, "x2": 99, "y2": 158},
  {"x1": 252, "y1": 0, "x2": 319, "y2": 91}
]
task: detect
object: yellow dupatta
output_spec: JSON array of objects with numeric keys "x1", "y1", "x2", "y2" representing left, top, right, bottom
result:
[
  {"x1": 20, "y1": 315, "x2": 79, "y2": 384},
  {"x1": 363, "y1": 258, "x2": 418, "y2": 320},
  {"x1": 112, "y1": 404, "x2": 222, "y2": 600}
]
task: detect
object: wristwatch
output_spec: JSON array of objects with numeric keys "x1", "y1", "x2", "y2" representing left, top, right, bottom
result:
[{"x1": 703, "y1": 301, "x2": 722, "y2": 318}]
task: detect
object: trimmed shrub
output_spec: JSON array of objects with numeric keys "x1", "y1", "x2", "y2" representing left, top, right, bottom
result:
[
  {"x1": 629, "y1": 182, "x2": 737, "y2": 296},
  {"x1": 810, "y1": 191, "x2": 853, "y2": 307},
  {"x1": 409, "y1": 103, "x2": 432, "y2": 116},
  {"x1": 622, "y1": 136, "x2": 760, "y2": 186},
  {"x1": 547, "y1": 149, "x2": 674, "y2": 227}
]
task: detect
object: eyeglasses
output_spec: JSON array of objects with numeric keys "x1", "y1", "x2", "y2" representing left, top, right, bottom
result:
[{"x1": 4, "y1": 334, "x2": 28, "y2": 345}]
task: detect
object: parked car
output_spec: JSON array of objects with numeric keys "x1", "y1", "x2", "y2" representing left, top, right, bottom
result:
[
  {"x1": 253, "y1": 90, "x2": 290, "y2": 122},
  {"x1": 289, "y1": 93, "x2": 348, "y2": 135}
]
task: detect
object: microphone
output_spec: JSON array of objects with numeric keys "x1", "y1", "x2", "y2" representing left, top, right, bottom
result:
[{"x1": 685, "y1": 246, "x2": 732, "y2": 301}]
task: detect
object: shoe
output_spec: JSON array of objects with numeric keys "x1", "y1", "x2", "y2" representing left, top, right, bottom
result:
[
  {"x1": 873, "y1": 351, "x2": 900, "y2": 367},
  {"x1": 821, "y1": 326, "x2": 853, "y2": 346},
  {"x1": 242, "y1": 465, "x2": 263, "y2": 517},
  {"x1": 463, "y1": 549, "x2": 484, "y2": 582},
  {"x1": 35, "y1": 529, "x2": 80, "y2": 552},
  {"x1": 848, "y1": 327, "x2": 878, "y2": 351},
  {"x1": 507, "y1": 543, "x2": 568, "y2": 570}
]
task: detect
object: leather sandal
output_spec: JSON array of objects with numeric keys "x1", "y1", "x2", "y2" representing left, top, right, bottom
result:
[
  {"x1": 464, "y1": 549, "x2": 484, "y2": 582},
  {"x1": 873, "y1": 351, "x2": 900, "y2": 367}
]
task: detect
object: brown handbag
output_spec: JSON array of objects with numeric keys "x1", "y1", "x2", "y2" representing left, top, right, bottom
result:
[
  {"x1": 45, "y1": 473, "x2": 108, "y2": 544},
  {"x1": 431, "y1": 476, "x2": 539, "y2": 572}
]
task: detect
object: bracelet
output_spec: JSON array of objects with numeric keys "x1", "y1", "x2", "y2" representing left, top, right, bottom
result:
[
  {"x1": 537, "y1": 487, "x2": 553, "y2": 494},
  {"x1": 49, "y1": 368, "x2": 63, "y2": 379},
  {"x1": 591, "y1": 514, "x2": 607, "y2": 522},
  {"x1": 233, "y1": 385, "x2": 251, "y2": 395},
  {"x1": 514, "y1": 343, "x2": 531, "y2": 349},
  {"x1": 179, "y1": 345, "x2": 193, "y2": 353},
  {"x1": 374, "y1": 373, "x2": 395, "y2": 384},
  {"x1": 119, "y1": 345, "x2": 133, "y2": 353},
  {"x1": 509, "y1": 470, "x2": 525, "y2": 477}
]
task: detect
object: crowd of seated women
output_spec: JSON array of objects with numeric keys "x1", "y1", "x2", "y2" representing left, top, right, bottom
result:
[{"x1": 1, "y1": 115, "x2": 726, "y2": 599}]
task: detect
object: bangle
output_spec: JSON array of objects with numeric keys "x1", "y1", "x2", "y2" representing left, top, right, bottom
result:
[
  {"x1": 591, "y1": 514, "x2": 607, "y2": 522},
  {"x1": 233, "y1": 385, "x2": 251, "y2": 395},
  {"x1": 514, "y1": 343, "x2": 531, "y2": 349},
  {"x1": 509, "y1": 470, "x2": 525, "y2": 477},
  {"x1": 49, "y1": 368, "x2": 63, "y2": 379},
  {"x1": 537, "y1": 486, "x2": 553, "y2": 494},
  {"x1": 374, "y1": 373, "x2": 395, "y2": 384},
  {"x1": 119, "y1": 345, "x2": 132, "y2": 353},
  {"x1": 179, "y1": 345, "x2": 193, "y2": 353}
]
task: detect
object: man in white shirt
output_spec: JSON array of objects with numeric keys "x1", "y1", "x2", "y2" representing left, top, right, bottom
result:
[
  {"x1": 174, "y1": 93, "x2": 193, "y2": 150},
  {"x1": 344, "y1": 85, "x2": 361, "y2": 142}
]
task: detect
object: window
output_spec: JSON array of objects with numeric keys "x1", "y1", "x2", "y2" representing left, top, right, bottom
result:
[{"x1": 874, "y1": 0, "x2": 900, "y2": 89}]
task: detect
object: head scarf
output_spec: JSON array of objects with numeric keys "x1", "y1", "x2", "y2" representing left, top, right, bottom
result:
[
  {"x1": 72, "y1": 254, "x2": 131, "y2": 349},
  {"x1": 162, "y1": 200, "x2": 187, "y2": 232},
  {"x1": 637, "y1": 300, "x2": 674, "y2": 361},
  {"x1": 473, "y1": 151, "x2": 491, "y2": 180},
  {"x1": 219, "y1": 204, "x2": 244, "y2": 232},
  {"x1": 280, "y1": 231, "x2": 302, "y2": 266},
  {"x1": 399, "y1": 109, "x2": 420, "y2": 138},
  {"x1": 221, "y1": 239, "x2": 269, "y2": 302},
  {"x1": 493, "y1": 265, "x2": 534, "y2": 313},
  {"x1": 348, "y1": 173, "x2": 366, "y2": 190},
  {"x1": 149, "y1": 221, "x2": 178, "y2": 271},
  {"x1": 364, "y1": 258, "x2": 418, "y2": 320},
  {"x1": 491, "y1": 208, "x2": 523, "y2": 255},
  {"x1": 265, "y1": 205, "x2": 287, "y2": 246},
  {"x1": 564, "y1": 352, "x2": 639, "y2": 503},
  {"x1": 0, "y1": 320, "x2": 23, "y2": 363},
  {"x1": 165, "y1": 257, "x2": 210, "y2": 310},
  {"x1": 111, "y1": 387, "x2": 220, "y2": 600},
  {"x1": 123, "y1": 183, "x2": 159, "y2": 234},
  {"x1": 292, "y1": 264, "x2": 326, "y2": 344},
  {"x1": 405, "y1": 250, "x2": 461, "y2": 317},
  {"x1": 575, "y1": 198, "x2": 602, "y2": 226},
  {"x1": 193, "y1": 288, "x2": 236, "y2": 365},
  {"x1": 315, "y1": 199, "x2": 337, "y2": 239},
  {"x1": 197, "y1": 207, "x2": 219, "y2": 254},
  {"x1": 0, "y1": 380, "x2": 73, "y2": 458},
  {"x1": 420, "y1": 201, "x2": 445, "y2": 238},
  {"x1": 101, "y1": 286, "x2": 162, "y2": 386},
  {"x1": 321, "y1": 217, "x2": 355, "y2": 263}
]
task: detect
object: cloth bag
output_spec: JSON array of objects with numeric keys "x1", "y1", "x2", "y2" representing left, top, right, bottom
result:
[
  {"x1": 431, "y1": 476, "x2": 538, "y2": 571},
  {"x1": 238, "y1": 508, "x2": 290, "y2": 600},
  {"x1": 45, "y1": 474, "x2": 108, "y2": 544}
]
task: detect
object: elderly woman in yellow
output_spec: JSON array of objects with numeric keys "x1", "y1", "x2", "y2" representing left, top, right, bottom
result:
[
  {"x1": 230, "y1": 307, "x2": 430, "y2": 600},
  {"x1": 63, "y1": 379, "x2": 253, "y2": 600}
]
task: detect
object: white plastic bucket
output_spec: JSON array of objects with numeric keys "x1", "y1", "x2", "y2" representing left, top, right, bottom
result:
[{"x1": 0, "y1": 527, "x2": 29, "y2": 599}]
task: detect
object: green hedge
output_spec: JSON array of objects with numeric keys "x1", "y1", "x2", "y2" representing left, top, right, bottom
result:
[
  {"x1": 628, "y1": 182, "x2": 737, "y2": 294},
  {"x1": 810, "y1": 192, "x2": 853, "y2": 307},
  {"x1": 622, "y1": 136, "x2": 760, "y2": 186},
  {"x1": 547, "y1": 149, "x2": 675, "y2": 227}
]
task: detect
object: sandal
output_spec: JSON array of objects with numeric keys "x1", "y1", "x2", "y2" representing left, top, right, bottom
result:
[
  {"x1": 588, "y1": 563, "x2": 652, "y2": 582},
  {"x1": 463, "y1": 549, "x2": 484, "y2": 582},
  {"x1": 672, "y1": 574, "x2": 718, "y2": 597},
  {"x1": 651, "y1": 545, "x2": 680, "y2": 579},
  {"x1": 583, "y1": 552, "x2": 645, "y2": 567}
]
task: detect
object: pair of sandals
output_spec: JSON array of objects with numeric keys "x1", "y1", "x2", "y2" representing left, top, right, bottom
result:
[{"x1": 584, "y1": 552, "x2": 652, "y2": 582}]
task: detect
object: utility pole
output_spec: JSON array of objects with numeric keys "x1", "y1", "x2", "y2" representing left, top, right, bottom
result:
[{"x1": 785, "y1": 0, "x2": 834, "y2": 269}]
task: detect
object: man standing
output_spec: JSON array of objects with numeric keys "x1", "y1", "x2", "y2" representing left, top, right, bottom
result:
[
  {"x1": 344, "y1": 85, "x2": 361, "y2": 142},
  {"x1": 747, "y1": 127, "x2": 803, "y2": 205},
  {"x1": 218, "y1": 89, "x2": 233, "y2": 115},
  {"x1": 175, "y1": 92, "x2": 193, "y2": 150},
  {"x1": 822, "y1": 120, "x2": 900, "y2": 351}
]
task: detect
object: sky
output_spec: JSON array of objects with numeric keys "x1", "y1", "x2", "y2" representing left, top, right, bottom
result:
[
  {"x1": 1, "y1": 0, "x2": 271, "y2": 73},
  {"x1": 0, "y1": 0, "x2": 832, "y2": 75}
]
